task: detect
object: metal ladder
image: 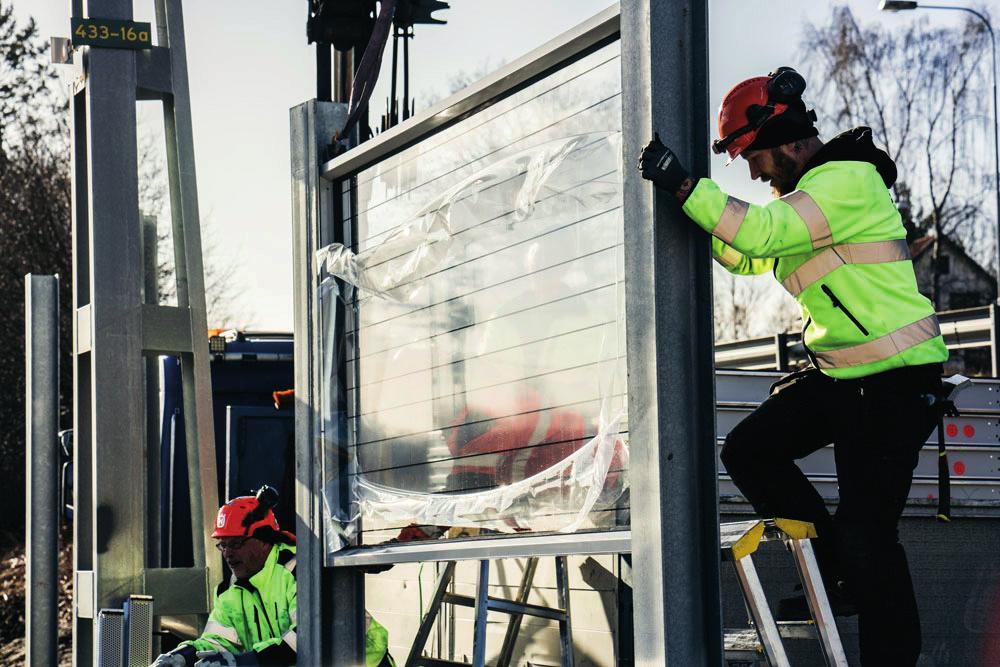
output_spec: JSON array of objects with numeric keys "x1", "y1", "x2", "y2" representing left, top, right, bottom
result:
[
  {"x1": 721, "y1": 518, "x2": 848, "y2": 667},
  {"x1": 405, "y1": 557, "x2": 574, "y2": 667}
]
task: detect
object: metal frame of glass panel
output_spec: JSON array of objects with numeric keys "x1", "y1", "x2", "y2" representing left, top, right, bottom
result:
[
  {"x1": 292, "y1": 2, "x2": 719, "y2": 663},
  {"x1": 313, "y1": 2, "x2": 629, "y2": 564},
  {"x1": 320, "y1": 0, "x2": 627, "y2": 560}
]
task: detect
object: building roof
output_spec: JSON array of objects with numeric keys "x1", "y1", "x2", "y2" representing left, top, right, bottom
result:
[{"x1": 909, "y1": 232, "x2": 997, "y2": 289}]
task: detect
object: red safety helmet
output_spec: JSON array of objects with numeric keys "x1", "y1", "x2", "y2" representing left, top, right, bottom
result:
[
  {"x1": 713, "y1": 67, "x2": 811, "y2": 163},
  {"x1": 212, "y1": 492, "x2": 281, "y2": 539}
]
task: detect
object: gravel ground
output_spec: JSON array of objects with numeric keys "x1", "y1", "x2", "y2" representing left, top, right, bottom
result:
[{"x1": 0, "y1": 536, "x2": 73, "y2": 665}]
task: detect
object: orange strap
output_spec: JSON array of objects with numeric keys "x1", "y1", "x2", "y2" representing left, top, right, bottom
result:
[{"x1": 273, "y1": 389, "x2": 294, "y2": 410}]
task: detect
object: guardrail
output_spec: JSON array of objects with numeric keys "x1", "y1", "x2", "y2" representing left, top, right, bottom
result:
[
  {"x1": 714, "y1": 304, "x2": 1000, "y2": 375},
  {"x1": 715, "y1": 370, "x2": 1000, "y2": 509}
]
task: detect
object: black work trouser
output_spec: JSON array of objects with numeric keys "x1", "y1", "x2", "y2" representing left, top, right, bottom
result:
[{"x1": 720, "y1": 364, "x2": 941, "y2": 666}]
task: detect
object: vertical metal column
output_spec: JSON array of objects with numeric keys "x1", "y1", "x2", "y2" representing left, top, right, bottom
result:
[
  {"x1": 25, "y1": 274, "x2": 59, "y2": 667},
  {"x1": 620, "y1": 1, "x2": 721, "y2": 665},
  {"x1": 290, "y1": 100, "x2": 354, "y2": 664},
  {"x1": 990, "y1": 302, "x2": 999, "y2": 377},
  {"x1": 71, "y1": 1, "x2": 220, "y2": 663},
  {"x1": 72, "y1": 4, "x2": 146, "y2": 662},
  {"x1": 555, "y1": 556, "x2": 575, "y2": 667},
  {"x1": 142, "y1": 216, "x2": 161, "y2": 572},
  {"x1": 472, "y1": 559, "x2": 491, "y2": 667},
  {"x1": 774, "y1": 332, "x2": 789, "y2": 371},
  {"x1": 69, "y1": 6, "x2": 93, "y2": 659},
  {"x1": 155, "y1": 0, "x2": 221, "y2": 586}
]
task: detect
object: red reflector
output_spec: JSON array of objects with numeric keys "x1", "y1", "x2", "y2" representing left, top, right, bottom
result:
[
  {"x1": 946, "y1": 424, "x2": 959, "y2": 438},
  {"x1": 953, "y1": 461, "x2": 966, "y2": 475},
  {"x1": 963, "y1": 425, "x2": 975, "y2": 438}
]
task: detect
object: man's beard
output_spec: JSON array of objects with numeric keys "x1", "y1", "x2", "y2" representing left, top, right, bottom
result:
[{"x1": 769, "y1": 150, "x2": 800, "y2": 197}]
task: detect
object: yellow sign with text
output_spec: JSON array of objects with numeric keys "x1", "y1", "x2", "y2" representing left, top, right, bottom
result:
[{"x1": 71, "y1": 17, "x2": 152, "y2": 50}]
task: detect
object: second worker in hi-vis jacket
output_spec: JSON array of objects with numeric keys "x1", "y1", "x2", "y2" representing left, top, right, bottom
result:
[{"x1": 638, "y1": 66, "x2": 948, "y2": 667}]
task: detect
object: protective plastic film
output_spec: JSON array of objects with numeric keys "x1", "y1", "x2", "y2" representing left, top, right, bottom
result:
[{"x1": 317, "y1": 41, "x2": 628, "y2": 551}]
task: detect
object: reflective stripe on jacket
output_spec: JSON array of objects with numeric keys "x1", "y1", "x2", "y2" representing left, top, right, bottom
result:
[{"x1": 684, "y1": 159, "x2": 948, "y2": 379}]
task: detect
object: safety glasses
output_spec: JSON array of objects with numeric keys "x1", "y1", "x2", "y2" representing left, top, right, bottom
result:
[{"x1": 215, "y1": 537, "x2": 252, "y2": 551}]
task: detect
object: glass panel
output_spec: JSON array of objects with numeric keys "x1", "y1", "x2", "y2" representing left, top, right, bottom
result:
[{"x1": 318, "y1": 41, "x2": 628, "y2": 550}]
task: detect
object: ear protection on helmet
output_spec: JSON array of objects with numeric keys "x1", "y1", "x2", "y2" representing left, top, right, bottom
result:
[
  {"x1": 767, "y1": 67, "x2": 806, "y2": 104},
  {"x1": 712, "y1": 67, "x2": 815, "y2": 156},
  {"x1": 241, "y1": 485, "x2": 279, "y2": 532}
]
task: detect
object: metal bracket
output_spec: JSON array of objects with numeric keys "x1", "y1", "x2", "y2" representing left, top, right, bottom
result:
[
  {"x1": 50, "y1": 36, "x2": 75, "y2": 65},
  {"x1": 137, "y1": 46, "x2": 173, "y2": 99}
]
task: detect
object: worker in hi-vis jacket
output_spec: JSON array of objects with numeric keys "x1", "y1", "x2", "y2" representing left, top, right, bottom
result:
[
  {"x1": 151, "y1": 486, "x2": 394, "y2": 667},
  {"x1": 638, "y1": 67, "x2": 948, "y2": 666}
]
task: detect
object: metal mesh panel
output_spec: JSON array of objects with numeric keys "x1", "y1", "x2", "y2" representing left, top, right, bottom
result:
[
  {"x1": 96, "y1": 608, "x2": 124, "y2": 667},
  {"x1": 124, "y1": 595, "x2": 154, "y2": 666}
]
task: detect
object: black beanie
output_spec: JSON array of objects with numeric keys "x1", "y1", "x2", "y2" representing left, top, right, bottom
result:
[{"x1": 746, "y1": 105, "x2": 818, "y2": 152}]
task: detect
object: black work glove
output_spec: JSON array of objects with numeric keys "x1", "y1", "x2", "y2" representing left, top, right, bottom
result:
[{"x1": 637, "y1": 133, "x2": 689, "y2": 194}]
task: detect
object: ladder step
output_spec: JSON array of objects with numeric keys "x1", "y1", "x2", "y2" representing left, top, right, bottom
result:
[
  {"x1": 723, "y1": 629, "x2": 765, "y2": 664},
  {"x1": 777, "y1": 620, "x2": 818, "y2": 640},
  {"x1": 722, "y1": 622, "x2": 821, "y2": 666},
  {"x1": 441, "y1": 592, "x2": 568, "y2": 621},
  {"x1": 722, "y1": 622, "x2": 819, "y2": 648},
  {"x1": 720, "y1": 520, "x2": 763, "y2": 550}
]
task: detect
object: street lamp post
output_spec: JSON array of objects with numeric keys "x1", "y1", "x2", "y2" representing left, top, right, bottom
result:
[{"x1": 880, "y1": 0, "x2": 1000, "y2": 295}]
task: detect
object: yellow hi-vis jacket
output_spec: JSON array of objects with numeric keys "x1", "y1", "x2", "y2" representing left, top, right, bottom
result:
[
  {"x1": 180, "y1": 543, "x2": 298, "y2": 662},
  {"x1": 180, "y1": 543, "x2": 394, "y2": 666},
  {"x1": 682, "y1": 135, "x2": 947, "y2": 379}
]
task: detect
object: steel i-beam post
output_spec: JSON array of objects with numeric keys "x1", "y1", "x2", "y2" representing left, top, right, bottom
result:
[
  {"x1": 290, "y1": 100, "x2": 356, "y2": 664},
  {"x1": 25, "y1": 274, "x2": 60, "y2": 667},
  {"x1": 72, "y1": 2, "x2": 146, "y2": 663},
  {"x1": 620, "y1": 0, "x2": 722, "y2": 664}
]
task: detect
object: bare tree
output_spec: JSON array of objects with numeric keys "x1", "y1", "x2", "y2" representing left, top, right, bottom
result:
[
  {"x1": 712, "y1": 267, "x2": 802, "y2": 342},
  {"x1": 0, "y1": 3, "x2": 63, "y2": 156},
  {"x1": 0, "y1": 1, "x2": 72, "y2": 549},
  {"x1": 801, "y1": 5, "x2": 993, "y2": 308},
  {"x1": 135, "y1": 125, "x2": 248, "y2": 328},
  {"x1": 0, "y1": 5, "x2": 74, "y2": 659}
]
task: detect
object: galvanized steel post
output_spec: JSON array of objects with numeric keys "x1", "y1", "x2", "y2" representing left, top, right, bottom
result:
[
  {"x1": 620, "y1": 0, "x2": 722, "y2": 664},
  {"x1": 71, "y1": 2, "x2": 146, "y2": 659},
  {"x1": 290, "y1": 100, "x2": 357, "y2": 664},
  {"x1": 71, "y1": 1, "x2": 220, "y2": 661},
  {"x1": 25, "y1": 274, "x2": 60, "y2": 667}
]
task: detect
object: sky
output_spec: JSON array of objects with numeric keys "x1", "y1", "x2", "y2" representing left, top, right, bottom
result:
[{"x1": 17, "y1": 0, "x2": 1000, "y2": 330}]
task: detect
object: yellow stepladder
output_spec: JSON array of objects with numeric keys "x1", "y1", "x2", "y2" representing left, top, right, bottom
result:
[{"x1": 721, "y1": 518, "x2": 849, "y2": 667}]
